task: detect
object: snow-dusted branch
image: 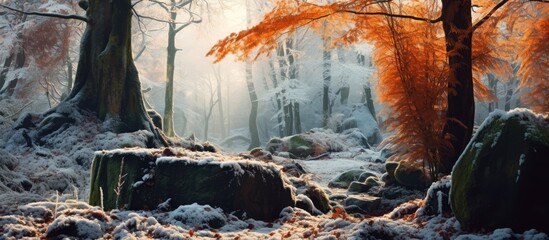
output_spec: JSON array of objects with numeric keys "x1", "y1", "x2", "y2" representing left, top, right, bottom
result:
[{"x1": 0, "y1": 3, "x2": 87, "y2": 22}]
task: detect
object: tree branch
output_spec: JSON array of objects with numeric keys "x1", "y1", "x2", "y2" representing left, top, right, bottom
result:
[
  {"x1": 472, "y1": 0, "x2": 549, "y2": 32},
  {"x1": 339, "y1": 9, "x2": 442, "y2": 23},
  {"x1": 471, "y1": 0, "x2": 509, "y2": 31},
  {"x1": 149, "y1": 0, "x2": 170, "y2": 12},
  {"x1": 0, "y1": 3, "x2": 87, "y2": 22},
  {"x1": 174, "y1": 17, "x2": 201, "y2": 33}
]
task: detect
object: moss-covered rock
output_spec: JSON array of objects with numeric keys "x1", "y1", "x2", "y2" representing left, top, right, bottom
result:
[
  {"x1": 394, "y1": 162, "x2": 431, "y2": 188},
  {"x1": 347, "y1": 176, "x2": 381, "y2": 193},
  {"x1": 328, "y1": 169, "x2": 376, "y2": 188},
  {"x1": 451, "y1": 109, "x2": 549, "y2": 232},
  {"x1": 89, "y1": 148, "x2": 296, "y2": 221},
  {"x1": 288, "y1": 135, "x2": 314, "y2": 158}
]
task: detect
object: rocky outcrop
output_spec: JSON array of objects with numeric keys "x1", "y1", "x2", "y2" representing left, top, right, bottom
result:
[
  {"x1": 451, "y1": 109, "x2": 549, "y2": 232},
  {"x1": 89, "y1": 148, "x2": 296, "y2": 221}
]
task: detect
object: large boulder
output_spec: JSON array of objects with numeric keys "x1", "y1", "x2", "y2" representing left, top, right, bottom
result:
[
  {"x1": 89, "y1": 148, "x2": 296, "y2": 221},
  {"x1": 451, "y1": 109, "x2": 549, "y2": 232}
]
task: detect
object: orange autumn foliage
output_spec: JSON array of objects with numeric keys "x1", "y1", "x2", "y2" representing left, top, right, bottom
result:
[
  {"x1": 366, "y1": 2, "x2": 449, "y2": 178},
  {"x1": 208, "y1": 0, "x2": 549, "y2": 177},
  {"x1": 513, "y1": 5, "x2": 549, "y2": 113}
]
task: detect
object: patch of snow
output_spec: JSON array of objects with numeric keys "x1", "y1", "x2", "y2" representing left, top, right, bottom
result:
[
  {"x1": 45, "y1": 215, "x2": 104, "y2": 239},
  {"x1": 516, "y1": 154, "x2": 526, "y2": 182},
  {"x1": 301, "y1": 158, "x2": 368, "y2": 186},
  {"x1": 167, "y1": 203, "x2": 227, "y2": 229}
]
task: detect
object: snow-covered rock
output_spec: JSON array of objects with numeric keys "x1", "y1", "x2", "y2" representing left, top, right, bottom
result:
[
  {"x1": 416, "y1": 176, "x2": 451, "y2": 218},
  {"x1": 265, "y1": 128, "x2": 371, "y2": 159}
]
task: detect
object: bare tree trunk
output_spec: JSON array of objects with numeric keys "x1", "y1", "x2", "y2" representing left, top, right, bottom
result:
[
  {"x1": 505, "y1": 81, "x2": 513, "y2": 111},
  {"x1": 287, "y1": 38, "x2": 301, "y2": 134},
  {"x1": 1, "y1": 49, "x2": 25, "y2": 97},
  {"x1": 322, "y1": 37, "x2": 331, "y2": 128},
  {"x1": 269, "y1": 60, "x2": 284, "y2": 137},
  {"x1": 357, "y1": 53, "x2": 377, "y2": 118},
  {"x1": 277, "y1": 42, "x2": 293, "y2": 136},
  {"x1": 214, "y1": 67, "x2": 226, "y2": 139},
  {"x1": 440, "y1": 0, "x2": 474, "y2": 174},
  {"x1": 163, "y1": 9, "x2": 177, "y2": 137},
  {"x1": 0, "y1": 53, "x2": 14, "y2": 91},
  {"x1": 246, "y1": 60, "x2": 260, "y2": 149},
  {"x1": 487, "y1": 73, "x2": 498, "y2": 112},
  {"x1": 246, "y1": 0, "x2": 260, "y2": 149}
]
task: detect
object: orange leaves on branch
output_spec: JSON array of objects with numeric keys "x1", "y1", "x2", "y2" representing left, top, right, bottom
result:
[
  {"x1": 369, "y1": 3, "x2": 450, "y2": 179},
  {"x1": 515, "y1": 5, "x2": 549, "y2": 113},
  {"x1": 207, "y1": 0, "x2": 380, "y2": 62}
]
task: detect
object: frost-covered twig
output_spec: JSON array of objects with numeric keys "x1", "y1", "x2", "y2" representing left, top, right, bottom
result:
[
  {"x1": 53, "y1": 191, "x2": 59, "y2": 219},
  {"x1": 114, "y1": 158, "x2": 127, "y2": 209},
  {"x1": 6, "y1": 100, "x2": 33, "y2": 119}
]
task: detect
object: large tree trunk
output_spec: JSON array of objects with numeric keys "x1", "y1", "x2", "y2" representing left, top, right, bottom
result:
[
  {"x1": 440, "y1": 0, "x2": 474, "y2": 174},
  {"x1": 62, "y1": 0, "x2": 166, "y2": 146}
]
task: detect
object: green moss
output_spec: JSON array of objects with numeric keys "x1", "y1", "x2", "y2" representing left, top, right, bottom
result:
[
  {"x1": 288, "y1": 135, "x2": 314, "y2": 158},
  {"x1": 89, "y1": 153, "x2": 152, "y2": 210}
]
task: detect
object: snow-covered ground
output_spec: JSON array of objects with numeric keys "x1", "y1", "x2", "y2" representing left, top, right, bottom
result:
[{"x1": 1, "y1": 103, "x2": 548, "y2": 239}]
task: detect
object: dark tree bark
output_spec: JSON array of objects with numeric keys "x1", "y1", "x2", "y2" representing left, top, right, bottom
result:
[
  {"x1": 487, "y1": 73, "x2": 498, "y2": 112},
  {"x1": 440, "y1": 0, "x2": 474, "y2": 174},
  {"x1": 357, "y1": 53, "x2": 377, "y2": 119},
  {"x1": 60, "y1": 0, "x2": 167, "y2": 146}
]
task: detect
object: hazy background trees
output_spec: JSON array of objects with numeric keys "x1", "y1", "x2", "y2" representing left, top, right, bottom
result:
[{"x1": 2, "y1": 0, "x2": 543, "y2": 155}]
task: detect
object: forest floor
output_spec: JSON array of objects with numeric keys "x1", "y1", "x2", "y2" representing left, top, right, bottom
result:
[{"x1": 0, "y1": 102, "x2": 548, "y2": 239}]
